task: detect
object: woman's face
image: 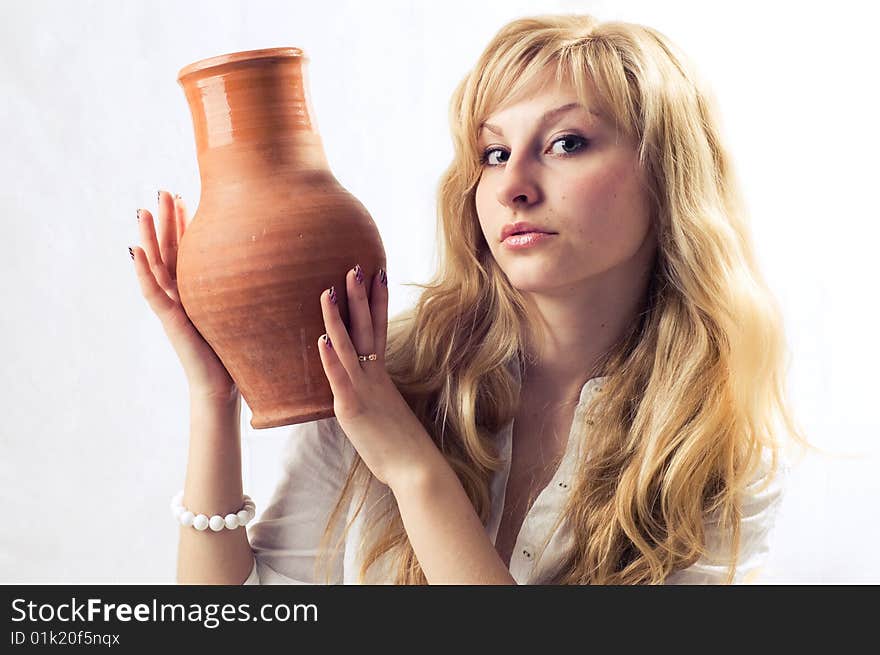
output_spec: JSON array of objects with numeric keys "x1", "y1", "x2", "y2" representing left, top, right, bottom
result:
[{"x1": 475, "y1": 71, "x2": 655, "y2": 295}]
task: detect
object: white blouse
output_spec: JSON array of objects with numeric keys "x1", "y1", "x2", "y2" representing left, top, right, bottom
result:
[{"x1": 243, "y1": 368, "x2": 787, "y2": 585}]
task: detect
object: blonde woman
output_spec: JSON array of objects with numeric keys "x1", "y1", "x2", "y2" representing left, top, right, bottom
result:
[{"x1": 133, "y1": 14, "x2": 809, "y2": 584}]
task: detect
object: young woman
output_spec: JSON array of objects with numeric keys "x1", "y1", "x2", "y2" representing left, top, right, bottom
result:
[{"x1": 132, "y1": 14, "x2": 808, "y2": 584}]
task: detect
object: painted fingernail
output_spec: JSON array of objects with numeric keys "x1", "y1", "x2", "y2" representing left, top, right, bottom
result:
[
  {"x1": 378, "y1": 268, "x2": 387, "y2": 287},
  {"x1": 328, "y1": 286, "x2": 337, "y2": 305},
  {"x1": 353, "y1": 264, "x2": 364, "y2": 284},
  {"x1": 129, "y1": 246, "x2": 134, "y2": 260},
  {"x1": 322, "y1": 333, "x2": 332, "y2": 349}
]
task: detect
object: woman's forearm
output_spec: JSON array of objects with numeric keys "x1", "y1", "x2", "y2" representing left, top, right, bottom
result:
[
  {"x1": 176, "y1": 392, "x2": 255, "y2": 584},
  {"x1": 390, "y1": 459, "x2": 516, "y2": 585}
]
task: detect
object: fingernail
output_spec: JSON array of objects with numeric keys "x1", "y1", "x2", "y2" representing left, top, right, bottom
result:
[
  {"x1": 353, "y1": 264, "x2": 364, "y2": 284},
  {"x1": 129, "y1": 246, "x2": 134, "y2": 260},
  {"x1": 322, "y1": 333, "x2": 332, "y2": 349},
  {"x1": 378, "y1": 268, "x2": 387, "y2": 287},
  {"x1": 328, "y1": 286, "x2": 337, "y2": 305}
]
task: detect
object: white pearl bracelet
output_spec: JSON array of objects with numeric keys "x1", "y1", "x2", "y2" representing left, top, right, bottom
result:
[{"x1": 170, "y1": 490, "x2": 256, "y2": 531}]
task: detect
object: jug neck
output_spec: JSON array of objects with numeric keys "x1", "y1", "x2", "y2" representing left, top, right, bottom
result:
[{"x1": 178, "y1": 52, "x2": 329, "y2": 187}]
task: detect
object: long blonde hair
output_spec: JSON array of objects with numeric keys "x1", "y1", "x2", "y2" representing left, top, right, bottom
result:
[{"x1": 315, "y1": 14, "x2": 811, "y2": 584}]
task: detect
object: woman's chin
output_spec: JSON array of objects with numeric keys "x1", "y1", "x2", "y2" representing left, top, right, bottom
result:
[
  {"x1": 495, "y1": 257, "x2": 564, "y2": 293},
  {"x1": 505, "y1": 275, "x2": 559, "y2": 294}
]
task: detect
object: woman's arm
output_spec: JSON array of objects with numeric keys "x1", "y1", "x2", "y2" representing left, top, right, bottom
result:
[
  {"x1": 177, "y1": 393, "x2": 255, "y2": 584},
  {"x1": 245, "y1": 417, "x2": 514, "y2": 585},
  {"x1": 390, "y1": 458, "x2": 516, "y2": 585}
]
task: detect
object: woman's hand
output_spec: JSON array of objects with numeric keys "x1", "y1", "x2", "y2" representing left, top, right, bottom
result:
[
  {"x1": 131, "y1": 191, "x2": 238, "y2": 403},
  {"x1": 317, "y1": 265, "x2": 446, "y2": 489}
]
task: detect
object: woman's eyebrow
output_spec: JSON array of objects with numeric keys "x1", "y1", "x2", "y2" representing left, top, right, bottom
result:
[{"x1": 479, "y1": 102, "x2": 601, "y2": 137}]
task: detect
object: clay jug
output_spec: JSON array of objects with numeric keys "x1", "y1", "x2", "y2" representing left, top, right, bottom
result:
[{"x1": 176, "y1": 47, "x2": 386, "y2": 429}]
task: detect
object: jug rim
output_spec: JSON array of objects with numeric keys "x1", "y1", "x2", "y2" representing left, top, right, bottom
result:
[{"x1": 178, "y1": 47, "x2": 308, "y2": 82}]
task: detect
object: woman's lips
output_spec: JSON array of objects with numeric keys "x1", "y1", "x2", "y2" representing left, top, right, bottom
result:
[{"x1": 501, "y1": 232, "x2": 557, "y2": 249}]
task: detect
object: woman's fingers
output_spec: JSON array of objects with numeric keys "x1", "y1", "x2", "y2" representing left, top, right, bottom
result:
[
  {"x1": 137, "y1": 191, "x2": 181, "y2": 303},
  {"x1": 174, "y1": 194, "x2": 188, "y2": 245},
  {"x1": 137, "y1": 207, "x2": 179, "y2": 303},
  {"x1": 370, "y1": 268, "x2": 389, "y2": 365},
  {"x1": 156, "y1": 191, "x2": 179, "y2": 283},
  {"x1": 320, "y1": 284, "x2": 361, "y2": 381},
  {"x1": 130, "y1": 245, "x2": 183, "y2": 324},
  {"x1": 345, "y1": 264, "x2": 376, "y2": 362},
  {"x1": 319, "y1": 265, "x2": 388, "y2": 383}
]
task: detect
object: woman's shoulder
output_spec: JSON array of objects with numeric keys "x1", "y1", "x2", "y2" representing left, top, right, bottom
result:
[
  {"x1": 713, "y1": 446, "x2": 790, "y2": 563},
  {"x1": 664, "y1": 446, "x2": 790, "y2": 584},
  {"x1": 739, "y1": 445, "x2": 790, "y2": 519},
  {"x1": 701, "y1": 445, "x2": 789, "y2": 531}
]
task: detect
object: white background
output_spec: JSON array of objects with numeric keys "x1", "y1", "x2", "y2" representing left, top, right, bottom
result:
[{"x1": 1, "y1": 0, "x2": 877, "y2": 583}]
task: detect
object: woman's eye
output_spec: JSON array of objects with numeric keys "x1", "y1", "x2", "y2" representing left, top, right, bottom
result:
[
  {"x1": 550, "y1": 136, "x2": 586, "y2": 156},
  {"x1": 481, "y1": 148, "x2": 507, "y2": 166},
  {"x1": 480, "y1": 134, "x2": 588, "y2": 167}
]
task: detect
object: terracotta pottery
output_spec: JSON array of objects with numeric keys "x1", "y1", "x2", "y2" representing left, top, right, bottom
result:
[{"x1": 176, "y1": 47, "x2": 386, "y2": 429}]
